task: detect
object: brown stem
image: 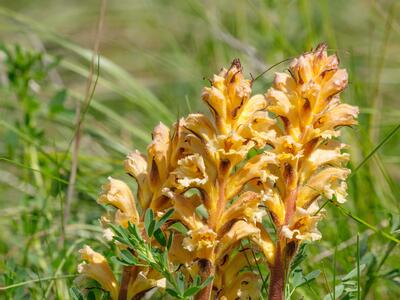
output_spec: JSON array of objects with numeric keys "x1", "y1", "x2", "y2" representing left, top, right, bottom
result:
[
  {"x1": 268, "y1": 243, "x2": 285, "y2": 300},
  {"x1": 118, "y1": 265, "x2": 138, "y2": 300},
  {"x1": 284, "y1": 188, "x2": 298, "y2": 224},
  {"x1": 196, "y1": 175, "x2": 224, "y2": 299},
  {"x1": 269, "y1": 186, "x2": 299, "y2": 300},
  {"x1": 195, "y1": 259, "x2": 215, "y2": 300}
]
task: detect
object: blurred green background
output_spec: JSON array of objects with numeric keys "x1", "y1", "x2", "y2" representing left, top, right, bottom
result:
[{"x1": 0, "y1": 0, "x2": 399, "y2": 299}]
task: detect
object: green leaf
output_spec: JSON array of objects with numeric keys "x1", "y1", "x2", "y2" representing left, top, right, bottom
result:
[
  {"x1": 291, "y1": 243, "x2": 308, "y2": 271},
  {"x1": 304, "y1": 270, "x2": 321, "y2": 282},
  {"x1": 154, "y1": 228, "x2": 167, "y2": 247},
  {"x1": 165, "y1": 288, "x2": 181, "y2": 299},
  {"x1": 87, "y1": 291, "x2": 96, "y2": 300},
  {"x1": 169, "y1": 222, "x2": 188, "y2": 234},
  {"x1": 49, "y1": 89, "x2": 67, "y2": 115},
  {"x1": 291, "y1": 268, "x2": 303, "y2": 288},
  {"x1": 167, "y1": 232, "x2": 174, "y2": 251},
  {"x1": 192, "y1": 275, "x2": 201, "y2": 287},
  {"x1": 323, "y1": 284, "x2": 344, "y2": 300},
  {"x1": 342, "y1": 264, "x2": 366, "y2": 281},
  {"x1": 70, "y1": 287, "x2": 84, "y2": 300},
  {"x1": 144, "y1": 209, "x2": 156, "y2": 237},
  {"x1": 199, "y1": 276, "x2": 214, "y2": 289},
  {"x1": 195, "y1": 204, "x2": 209, "y2": 219},
  {"x1": 176, "y1": 272, "x2": 185, "y2": 294},
  {"x1": 183, "y1": 286, "x2": 201, "y2": 297},
  {"x1": 117, "y1": 249, "x2": 141, "y2": 266},
  {"x1": 127, "y1": 222, "x2": 141, "y2": 240},
  {"x1": 109, "y1": 224, "x2": 132, "y2": 248},
  {"x1": 154, "y1": 208, "x2": 174, "y2": 232},
  {"x1": 381, "y1": 268, "x2": 400, "y2": 280},
  {"x1": 292, "y1": 269, "x2": 320, "y2": 288}
]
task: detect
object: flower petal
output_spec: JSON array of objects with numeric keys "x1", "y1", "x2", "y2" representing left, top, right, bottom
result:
[
  {"x1": 98, "y1": 177, "x2": 139, "y2": 226},
  {"x1": 78, "y1": 245, "x2": 119, "y2": 300},
  {"x1": 147, "y1": 122, "x2": 170, "y2": 188}
]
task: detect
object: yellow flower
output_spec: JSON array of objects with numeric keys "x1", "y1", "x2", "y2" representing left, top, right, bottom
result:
[
  {"x1": 98, "y1": 177, "x2": 139, "y2": 227},
  {"x1": 183, "y1": 226, "x2": 217, "y2": 259},
  {"x1": 124, "y1": 150, "x2": 151, "y2": 209},
  {"x1": 219, "y1": 272, "x2": 260, "y2": 300},
  {"x1": 298, "y1": 167, "x2": 351, "y2": 206},
  {"x1": 281, "y1": 202, "x2": 322, "y2": 242},
  {"x1": 172, "y1": 154, "x2": 209, "y2": 188},
  {"x1": 77, "y1": 245, "x2": 119, "y2": 300},
  {"x1": 127, "y1": 268, "x2": 166, "y2": 299},
  {"x1": 147, "y1": 122, "x2": 171, "y2": 189}
]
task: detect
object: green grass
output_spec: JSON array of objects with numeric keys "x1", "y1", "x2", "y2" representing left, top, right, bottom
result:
[{"x1": 0, "y1": 0, "x2": 399, "y2": 299}]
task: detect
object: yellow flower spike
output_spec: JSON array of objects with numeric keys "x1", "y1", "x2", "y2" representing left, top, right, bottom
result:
[
  {"x1": 125, "y1": 150, "x2": 147, "y2": 179},
  {"x1": 168, "y1": 233, "x2": 195, "y2": 264},
  {"x1": 77, "y1": 245, "x2": 119, "y2": 300},
  {"x1": 98, "y1": 177, "x2": 139, "y2": 227},
  {"x1": 234, "y1": 94, "x2": 267, "y2": 124},
  {"x1": 265, "y1": 44, "x2": 358, "y2": 300},
  {"x1": 182, "y1": 113, "x2": 216, "y2": 143},
  {"x1": 236, "y1": 111, "x2": 277, "y2": 148}
]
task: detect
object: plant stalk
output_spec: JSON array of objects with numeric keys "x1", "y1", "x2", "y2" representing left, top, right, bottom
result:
[
  {"x1": 269, "y1": 186, "x2": 299, "y2": 300},
  {"x1": 118, "y1": 265, "x2": 138, "y2": 300},
  {"x1": 195, "y1": 258, "x2": 215, "y2": 300},
  {"x1": 268, "y1": 242, "x2": 285, "y2": 300}
]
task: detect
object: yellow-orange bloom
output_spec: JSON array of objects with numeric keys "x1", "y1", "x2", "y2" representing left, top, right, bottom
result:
[
  {"x1": 77, "y1": 245, "x2": 119, "y2": 300},
  {"x1": 98, "y1": 177, "x2": 139, "y2": 227}
]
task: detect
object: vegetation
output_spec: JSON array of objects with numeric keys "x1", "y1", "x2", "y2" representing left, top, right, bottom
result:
[{"x1": 0, "y1": 1, "x2": 399, "y2": 299}]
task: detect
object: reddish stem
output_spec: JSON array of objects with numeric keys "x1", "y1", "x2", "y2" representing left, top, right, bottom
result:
[
  {"x1": 269, "y1": 187, "x2": 298, "y2": 300},
  {"x1": 268, "y1": 243, "x2": 285, "y2": 300},
  {"x1": 195, "y1": 259, "x2": 215, "y2": 300},
  {"x1": 118, "y1": 265, "x2": 138, "y2": 300}
]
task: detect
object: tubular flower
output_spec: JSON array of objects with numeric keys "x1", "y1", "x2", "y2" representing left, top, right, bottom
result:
[
  {"x1": 98, "y1": 177, "x2": 139, "y2": 227},
  {"x1": 77, "y1": 245, "x2": 119, "y2": 300},
  {"x1": 78, "y1": 44, "x2": 357, "y2": 300}
]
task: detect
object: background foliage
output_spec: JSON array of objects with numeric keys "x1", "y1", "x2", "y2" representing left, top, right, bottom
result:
[{"x1": 0, "y1": 0, "x2": 399, "y2": 299}]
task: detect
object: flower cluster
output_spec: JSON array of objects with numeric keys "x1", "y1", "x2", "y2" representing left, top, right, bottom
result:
[{"x1": 77, "y1": 44, "x2": 358, "y2": 300}]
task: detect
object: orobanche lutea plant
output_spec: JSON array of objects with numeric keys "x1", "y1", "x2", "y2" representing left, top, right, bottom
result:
[{"x1": 76, "y1": 44, "x2": 358, "y2": 300}]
